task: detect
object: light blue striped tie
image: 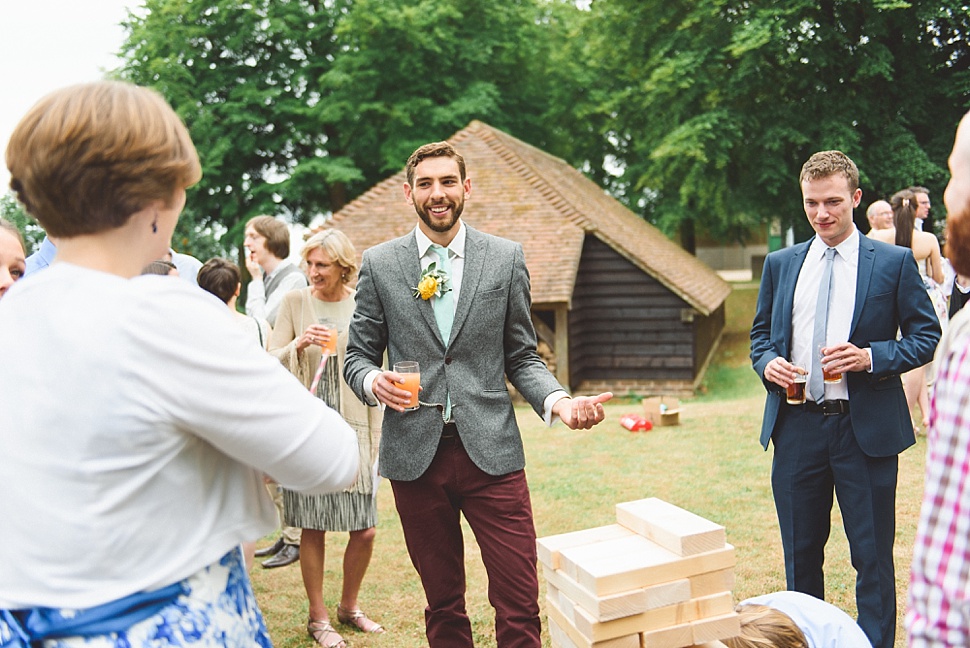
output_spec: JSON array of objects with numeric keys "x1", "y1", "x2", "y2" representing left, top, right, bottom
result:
[
  {"x1": 431, "y1": 245, "x2": 454, "y2": 419},
  {"x1": 810, "y1": 247, "x2": 836, "y2": 404}
]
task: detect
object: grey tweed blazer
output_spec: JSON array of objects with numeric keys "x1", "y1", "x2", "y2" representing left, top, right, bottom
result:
[{"x1": 344, "y1": 226, "x2": 564, "y2": 481}]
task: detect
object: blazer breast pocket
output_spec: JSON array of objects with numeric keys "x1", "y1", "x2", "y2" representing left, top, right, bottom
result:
[{"x1": 476, "y1": 286, "x2": 506, "y2": 301}]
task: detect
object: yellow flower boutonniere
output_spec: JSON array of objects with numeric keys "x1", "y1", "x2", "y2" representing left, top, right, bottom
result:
[{"x1": 412, "y1": 262, "x2": 451, "y2": 300}]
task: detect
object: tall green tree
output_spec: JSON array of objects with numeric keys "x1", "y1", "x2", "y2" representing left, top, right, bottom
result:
[
  {"x1": 565, "y1": 0, "x2": 970, "y2": 250},
  {"x1": 118, "y1": 0, "x2": 574, "y2": 257},
  {"x1": 1, "y1": 193, "x2": 43, "y2": 255}
]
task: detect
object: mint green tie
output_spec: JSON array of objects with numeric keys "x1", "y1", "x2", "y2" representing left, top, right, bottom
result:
[{"x1": 430, "y1": 244, "x2": 454, "y2": 419}]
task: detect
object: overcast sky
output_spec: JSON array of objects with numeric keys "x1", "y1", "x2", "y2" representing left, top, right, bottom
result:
[{"x1": 1, "y1": 0, "x2": 134, "y2": 190}]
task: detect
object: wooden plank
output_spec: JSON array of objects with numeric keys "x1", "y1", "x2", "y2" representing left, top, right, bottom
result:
[
  {"x1": 537, "y1": 524, "x2": 635, "y2": 570},
  {"x1": 542, "y1": 564, "x2": 690, "y2": 622},
  {"x1": 560, "y1": 535, "x2": 735, "y2": 596},
  {"x1": 640, "y1": 623, "x2": 694, "y2": 648},
  {"x1": 688, "y1": 569, "x2": 735, "y2": 599},
  {"x1": 542, "y1": 565, "x2": 664, "y2": 621},
  {"x1": 615, "y1": 499, "x2": 726, "y2": 557},
  {"x1": 691, "y1": 613, "x2": 741, "y2": 644},
  {"x1": 565, "y1": 592, "x2": 735, "y2": 642},
  {"x1": 545, "y1": 596, "x2": 641, "y2": 648}
]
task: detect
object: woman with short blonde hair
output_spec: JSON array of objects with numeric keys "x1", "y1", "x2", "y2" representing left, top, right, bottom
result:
[{"x1": 0, "y1": 81, "x2": 358, "y2": 646}]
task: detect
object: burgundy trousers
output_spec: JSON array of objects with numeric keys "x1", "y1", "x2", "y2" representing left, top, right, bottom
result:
[{"x1": 390, "y1": 435, "x2": 541, "y2": 648}]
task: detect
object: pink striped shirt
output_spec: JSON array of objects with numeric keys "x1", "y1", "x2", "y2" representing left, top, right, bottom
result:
[{"x1": 908, "y1": 309, "x2": 970, "y2": 646}]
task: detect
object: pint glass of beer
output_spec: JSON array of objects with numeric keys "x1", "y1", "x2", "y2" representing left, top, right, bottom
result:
[
  {"x1": 818, "y1": 344, "x2": 843, "y2": 384},
  {"x1": 787, "y1": 366, "x2": 807, "y2": 405}
]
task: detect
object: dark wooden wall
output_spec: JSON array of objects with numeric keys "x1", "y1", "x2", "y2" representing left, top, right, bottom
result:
[{"x1": 569, "y1": 236, "x2": 697, "y2": 385}]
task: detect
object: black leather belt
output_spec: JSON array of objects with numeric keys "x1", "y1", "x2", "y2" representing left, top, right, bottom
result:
[
  {"x1": 441, "y1": 422, "x2": 458, "y2": 438},
  {"x1": 802, "y1": 399, "x2": 850, "y2": 416}
]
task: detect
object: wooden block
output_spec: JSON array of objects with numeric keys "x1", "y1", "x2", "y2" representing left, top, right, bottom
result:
[
  {"x1": 543, "y1": 564, "x2": 690, "y2": 621},
  {"x1": 615, "y1": 498, "x2": 726, "y2": 557},
  {"x1": 561, "y1": 535, "x2": 736, "y2": 596},
  {"x1": 548, "y1": 615, "x2": 579, "y2": 648},
  {"x1": 640, "y1": 623, "x2": 694, "y2": 648},
  {"x1": 691, "y1": 613, "x2": 741, "y2": 644},
  {"x1": 545, "y1": 595, "x2": 641, "y2": 648},
  {"x1": 566, "y1": 592, "x2": 735, "y2": 642},
  {"x1": 538, "y1": 524, "x2": 636, "y2": 569},
  {"x1": 688, "y1": 569, "x2": 735, "y2": 599}
]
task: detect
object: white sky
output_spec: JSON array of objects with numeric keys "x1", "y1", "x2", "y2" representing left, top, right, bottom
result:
[{"x1": 1, "y1": 0, "x2": 135, "y2": 191}]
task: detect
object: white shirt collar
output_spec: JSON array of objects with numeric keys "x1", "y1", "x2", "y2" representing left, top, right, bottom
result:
[
  {"x1": 415, "y1": 222, "x2": 466, "y2": 259},
  {"x1": 809, "y1": 226, "x2": 859, "y2": 260}
]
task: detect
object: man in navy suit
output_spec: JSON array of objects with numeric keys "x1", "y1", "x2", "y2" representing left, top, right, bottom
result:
[{"x1": 750, "y1": 150, "x2": 940, "y2": 648}]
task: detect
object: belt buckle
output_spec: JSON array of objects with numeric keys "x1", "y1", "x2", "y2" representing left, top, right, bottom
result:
[{"x1": 821, "y1": 400, "x2": 844, "y2": 416}]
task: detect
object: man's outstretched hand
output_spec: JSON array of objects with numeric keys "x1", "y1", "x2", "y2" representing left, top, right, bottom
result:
[{"x1": 553, "y1": 392, "x2": 614, "y2": 430}]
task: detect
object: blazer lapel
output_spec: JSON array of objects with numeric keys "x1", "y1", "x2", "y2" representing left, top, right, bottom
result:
[
  {"x1": 850, "y1": 234, "x2": 875, "y2": 337},
  {"x1": 395, "y1": 233, "x2": 444, "y2": 345},
  {"x1": 782, "y1": 240, "x2": 810, "y2": 355},
  {"x1": 449, "y1": 227, "x2": 486, "y2": 346}
]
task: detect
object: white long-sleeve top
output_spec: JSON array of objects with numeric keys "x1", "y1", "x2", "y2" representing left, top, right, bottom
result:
[{"x1": 0, "y1": 264, "x2": 358, "y2": 609}]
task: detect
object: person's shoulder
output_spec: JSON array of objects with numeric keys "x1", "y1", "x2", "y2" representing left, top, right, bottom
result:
[
  {"x1": 467, "y1": 227, "x2": 518, "y2": 254},
  {"x1": 280, "y1": 286, "x2": 308, "y2": 304},
  {"x1": 766, "y1": 241, "x2": 807, "y2": 262},
  {"x1": 365, "y1": 233, "x2": 413, "y2": 258}
]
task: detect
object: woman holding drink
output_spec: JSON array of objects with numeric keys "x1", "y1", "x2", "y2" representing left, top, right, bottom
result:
[
  {"x1": 270, "y1": 229, "x2": 384, "y2": 647},
  {"x1": 0, "y1": 81, "x2": 358, "y2": 646}
]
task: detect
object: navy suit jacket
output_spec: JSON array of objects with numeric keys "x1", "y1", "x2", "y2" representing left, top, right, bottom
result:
[{"x1": 750, "y1": 232, "x2": 941, "y2": 457}]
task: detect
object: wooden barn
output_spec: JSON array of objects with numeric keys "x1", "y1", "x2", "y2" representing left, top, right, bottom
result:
[{"x1": 328, "y1": 121, "x2": 731, "y2": 396}]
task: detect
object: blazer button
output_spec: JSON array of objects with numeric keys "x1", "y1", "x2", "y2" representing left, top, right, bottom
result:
[{"x1": 445, "y1": 357, "x2": 453, "y2": 365}]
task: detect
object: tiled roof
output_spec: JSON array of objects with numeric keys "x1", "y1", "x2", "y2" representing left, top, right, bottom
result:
[{"x1": 329, "y1": 120, "x2": 730, "y2": 315}]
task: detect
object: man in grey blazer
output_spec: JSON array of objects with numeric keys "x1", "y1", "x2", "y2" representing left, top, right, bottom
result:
[{"x1": 344, "y1": 141, "x2": 612, "y2": 648}]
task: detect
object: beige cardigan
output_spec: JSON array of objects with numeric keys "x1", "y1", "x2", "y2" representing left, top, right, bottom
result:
[{"x1": 270, "y1": 287, "x2": 381, "y2": 495}]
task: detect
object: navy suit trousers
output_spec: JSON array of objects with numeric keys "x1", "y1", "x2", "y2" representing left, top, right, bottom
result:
[{"x1": 771, "y1": 405, "x2": 898, "y2": 648}]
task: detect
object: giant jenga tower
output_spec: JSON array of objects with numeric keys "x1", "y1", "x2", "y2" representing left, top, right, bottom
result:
[{"x1": 537, "y1": 498, "x2": 740, "y2": 648}]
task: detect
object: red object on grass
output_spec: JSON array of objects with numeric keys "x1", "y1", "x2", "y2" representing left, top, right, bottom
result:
[{"x1": 619, "y1": 414, "x2": 652, "y2": 432}]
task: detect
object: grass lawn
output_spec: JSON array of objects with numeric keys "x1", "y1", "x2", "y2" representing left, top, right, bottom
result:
[{"x1": 251, "y1": 282, "x2": 925, "y2": 648}]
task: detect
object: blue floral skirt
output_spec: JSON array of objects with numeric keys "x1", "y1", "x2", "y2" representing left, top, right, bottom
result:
[{"x1": 1, "y1": 548, "x2": 272, "y2": 647}]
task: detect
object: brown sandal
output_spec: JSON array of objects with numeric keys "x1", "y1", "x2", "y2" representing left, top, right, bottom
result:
[
  {"x1": 337, "y1": 604, "x2": 385, "y2": 634},
  {"x1": 307, "y1": 618, "x2": 347, "y2": 648}
]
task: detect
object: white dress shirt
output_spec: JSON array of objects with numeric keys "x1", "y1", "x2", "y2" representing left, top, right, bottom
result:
[{"x1": 792, "y1": 229, "x2": 860, "y2": 401}]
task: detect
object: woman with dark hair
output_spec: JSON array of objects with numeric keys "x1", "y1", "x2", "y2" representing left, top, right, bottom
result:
[
  {"x1": 870, "y1": 189, "x2": 946, "y2": 430},
  {"x1": 0, "y1": 81, "x2": 358, "y2": 647},
  {"x1": 0, "y1": 219, "x2": 26, "y2": 300},
  {"x1": 198, "y1": 257, "x2": 272, "y2": 350}
]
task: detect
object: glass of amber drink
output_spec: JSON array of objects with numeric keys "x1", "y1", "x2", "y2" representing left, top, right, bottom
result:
[
  {"x1": 787, "y1": 365, "x2": 807, "y2": 405},
  {"x1": 317, "y1": 318, "x2": 338, "y2": 355},
  {"x1": 818, "y1": 344, "x2": 843, "y2": 384},
  {"x1": 394, "y1": 361, "x2": 420, "y2": 411}
]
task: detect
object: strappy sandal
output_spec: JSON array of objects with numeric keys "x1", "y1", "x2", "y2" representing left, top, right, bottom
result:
[
  {"x1": 337, "y1": 604, "x2": 385, "y2": 634},
  {"x1": 307, "y1": 618, "x2": 347, "y2": 648}
]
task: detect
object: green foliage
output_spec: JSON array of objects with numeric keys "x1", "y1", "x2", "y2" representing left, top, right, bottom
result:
[
  {"x1": 1, "y1": 193, "x2": 43, "y2": 255},
  {"x1": 562, "y1": 0, "x2": 970, "y2": 245},
  {"x1": 118, "y1": 0, "x2": 573, "y2": 257}
]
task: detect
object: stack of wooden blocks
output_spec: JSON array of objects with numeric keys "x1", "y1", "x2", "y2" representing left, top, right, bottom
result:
[{"x1": 537, "y1": 498, "x2": 739, "y2": 648}]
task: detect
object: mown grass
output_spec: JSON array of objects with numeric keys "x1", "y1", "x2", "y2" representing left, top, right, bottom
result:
[{"x1": 251, "y1": 283, "x2": 924, "y2": 647}]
